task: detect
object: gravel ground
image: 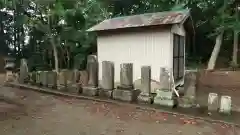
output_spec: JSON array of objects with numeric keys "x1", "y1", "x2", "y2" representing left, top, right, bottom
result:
[{"x1": 0, "y1": 87, "x2": 239, "y2": 135}]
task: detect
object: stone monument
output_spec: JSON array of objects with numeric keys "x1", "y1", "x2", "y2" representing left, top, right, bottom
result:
[
  {"x1": 219, "y1": 95, "x2": 231, "y2": 114},
  {"x1": 154, "y1": 67, "x2": 176, "y2": 107},
  {"x1": 208, "y1": 93, "x2": 219, "y2": 111},
  {"x1": 113, "y1": 63, "x2": 136, "y2": 102},
  {"x1": 179, "y1": 71, "x2": 197, "y2": 108},
  {"x1": 47, "y1": 71, "x2": 57, "y2": 89}
]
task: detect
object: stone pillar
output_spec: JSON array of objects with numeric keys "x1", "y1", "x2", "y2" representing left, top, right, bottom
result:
[
  {"x1": 19, "y1": 58, "x2": 29, "y2": 84},
  {"x1": 179, "y1": 71, "x2": 197, "y2": 108},
  {"x1": 113, "y1": 63, "x2": 135, "y2": 102},
  {"x1": 154, "y1": 67, "x2": 176, "y2": 107},
  {"x1": 82, "y1": 55, "x2": 99, "y2": 96},
  {"x1": 101, "y1": 61, "x2": 114, "y2": 90},
  {"x1": 208, "y1": 93, "x2": 219, "y2": 111},
  {"x1": 47, "y1": 71, "x2": 57, "y2": 89},
  {"x1": 219, "y1": 96, "x2": 231, "y2": 114},
  {"x1": 87, "y1": 62, "x2": 98, "y2": 87},
  {"x1": 99, "y1": 61, "x2": 114, "y2": 98},
  {"x1": 138, "y1": 66, "x2": 152, "y2": 103}
]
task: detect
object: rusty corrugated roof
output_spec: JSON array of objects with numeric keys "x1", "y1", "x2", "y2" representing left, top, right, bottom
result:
[{"x1": 87, "y1": 9, "x2": 190, "y2": 32}]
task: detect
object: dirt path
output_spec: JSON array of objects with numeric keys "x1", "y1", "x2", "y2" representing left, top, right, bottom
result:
[{"x1": 0, "y1": 87, "x2": 239, "y2": 135}]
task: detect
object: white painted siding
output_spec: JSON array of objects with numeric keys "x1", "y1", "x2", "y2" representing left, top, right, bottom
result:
[{"x1": 97, "y1": 28, "x2": 172, "y2": 86}]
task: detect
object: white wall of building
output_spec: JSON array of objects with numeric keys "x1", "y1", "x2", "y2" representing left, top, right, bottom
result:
[{"x1": 97, "y1": 28, "x2": 172, "y2": 87}]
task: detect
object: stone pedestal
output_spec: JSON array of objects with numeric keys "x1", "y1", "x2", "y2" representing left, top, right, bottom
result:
[
  {"x1": 154, "y1": 90, "x2": 176, "y2": 106},
  {"x1": 113, "y1": 89, "x2": 140, "y2": 102},
  {"x1": 208, "y1": 93, "x2": 219, "y2": 111},
  {"x1": 47, "y1": 71, "x2": 57, "y2": 89},
  {"x1": 99, "y1": 61, "x2": 114, "y2": 98},
  {"x1": 138, "y1": 66, "x2": 152, "y2": 104},
  {"x1": 154, "y1": 68, "x2": 175, "y2": 107},
  {"x1": 68, "y1": 83, "x2": 81, "y2": 94},
  {"x1": 82, "y1": 87, "x2": 99, "y2": 96},
  {"x1": 179, "y1": 72, "x2": 197, "y2": 108},
  {"x1": 219, "y1": 96, "x2": 231, "y2": 114}
]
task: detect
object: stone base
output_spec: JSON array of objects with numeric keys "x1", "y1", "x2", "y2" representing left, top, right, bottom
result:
[
  {"x1": 99, "y1": 89, "x2": 113, "y2": 98},
  {"x1": 57, "y1": 85, "x2": 67, "y2": 91},
  {"x1": 67, "y1": 84, "x2": 81, "y2": 94},
  {"x1": 154, "y1": 99, "x2": 176, "y2": 107},
  {"x1": 154, "y1": 90, "x2": 176, "y2": 107},
  {"x1": 29, "y1": 82, "x2": 36, "y2": 86},
  {"x1": 82, "y1": 87, "x2": 99, "y2": 96},
  {"x1": 138, "y1": 93, "x2": 153, "y2": 104},
  {"x1": 178, "y1": 97, "x2": 196, "y2": 108},
  {"x1": 47, "y1": 84, "x2": 57, "y2": 89},
  {"x1": 112, "y1": 89, "x2": 137, "y2": 102}
]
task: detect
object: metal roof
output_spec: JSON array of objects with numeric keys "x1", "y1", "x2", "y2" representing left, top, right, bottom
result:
[{"x1": 87, "y1": 9, "x2": 190, "y2": 32}]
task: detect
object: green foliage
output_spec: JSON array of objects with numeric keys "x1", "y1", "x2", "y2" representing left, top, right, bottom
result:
[{"x1": 0, "y1": 0, "x2": 240, "y2": 69}]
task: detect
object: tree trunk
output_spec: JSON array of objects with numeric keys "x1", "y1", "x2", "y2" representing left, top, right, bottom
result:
[
  {"x1": 232, "y1": 31, "x2": 238, "y2": 65},
  {"x1": 50, "y1": 38, "x2": 59, "y2": 73},
  {"x1": 207, "y1": 31, "x2": 224, "y2": 70}
]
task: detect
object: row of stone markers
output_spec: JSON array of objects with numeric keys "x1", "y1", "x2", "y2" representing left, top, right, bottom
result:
[
  {"x1": 17, "y1": 56, "x2": 177, "y2": 106},
  {"x1": 208, "y1": 93, "x2": 232, "y2": 114},
  {"x1": 15, "y1": 58, "x2": 234, "y2": 113}
]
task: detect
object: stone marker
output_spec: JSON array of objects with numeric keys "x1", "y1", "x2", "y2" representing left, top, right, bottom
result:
[
  {"x1": 30, "y1": 71, "x2": 37, "y2": 85},
  {"x1": 99, "y1": 61, "x2": 114, "y2": 98},
  {"x1": 72, "y1": 69, "x2": 80, "y2": 83},
  {"x1": 113, "y1": 63, "x2": 136, "y2": 102},
  {"x1": 179, "y1": 71, "x2": 197, "y2": 108},
  {"x1": 41, "y1": 71, "x2": 48, "y2": 87},
  {"x1": 79, "y1": 70, "x2": 88, "y2": 87},
  {"x1": 47, "y1": 71, "x2": 57, "y2": 89},
  {"x1": 68, "y1": 70, "x2": 81, "y2": 94},
  {"x1": 82, "y1": 59, "x2": 99, "y2": 96},
  {"x1": 36, "y1": 71, "x2": 41, "y2": 85},
  {"x1": 4, "y1": 58, "x2": 15, "y2": 82},
  {"x1": 219, "y1": 96, "x2": 231, "y2": 114},
  {"x1": 58, "y1": 70, "x2": 68, "y2": 91},
  {"x1": 119, "y1": 63, "x2": 133, "y2": 89},
  {"x1": 208, "y1": 93, "x2": 219, "y2": 111},
  {"x1": 19, "y1": 58, "x2": 29, "y2": 84},
  {"x1": 154, "y1": 68, "x2": 176, "y2": 107},
  {"x1": 138, "y1": 66, "x2": 152, "y2": 103}
]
